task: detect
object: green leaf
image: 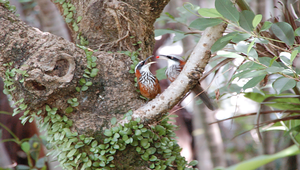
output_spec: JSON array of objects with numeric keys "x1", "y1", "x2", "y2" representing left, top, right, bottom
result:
[
  {"x1": 226, "y1": 145, "x2": 300, "y2": 170},
  {"x1": 154, "y1": 29, "x2": 176, "y2": 37},
  {"x1": 231, "y1": 33, "x2": 251, "y2": 43},
  {"x1": 65, "y1": 18, "x2": 73, "y2": 23},
  {"x1": 165, "y1": 12, "x2": 174, "y2": 19},
  {"x1": 91, "y1": 140, "x2": 98, "y2": 147},
  {"x1": 66, "y1": 12, "x2": 73, "y2": 18},
  {"x1": 75, "y1": 142, "x2": 85, "y2": 148},
  {"x1": 265, "y1": 66, "x2": 284, "y2": 74},
  {"x1": 107, "y1": 156, "x2": 114, "y2": 162},
  {"x1": 273, "y1": 77, "x2": 296, "y2": 93},
  {"x1": 65, "y1": 107, "x2": 73, "y2": 114},
  {"x1": 247, "y1": 40, "x2": 256, "y2": 54},
  {"x1": 35, "y1": 157, "x2": 46, "y2": 168},
  {"x1": 291, "y1": 50, "x2": 298, "y2": 64},
  {"x1": 15, "y1": 165, "x2": 31, "y2": 170},
  {"x1": 239, "y1": 10, "x2": 255, "y2": 32},
  {"x1": 149, "y1": 155, "x2": 157, "y2": 161},
  {"x1": 73, "y1": 24, "x2": 79, "y2": 32},
  {"x1": 197, "y1": 8, "x2": 222, "y2": 18},
  {"x1": 234, "y1": 42, "x2": 258, "y2": 59},
  {"x1": 90, "y1": 68, "x2": 99, "y2": 77},
  {"x1": 271, "y1": 22, "x2": 295, "y2": 46},
  {"x1": 295, "y1": 27, "x2": 300, "y2": 36},
  {"x1": 252, "y1": 14, "x2": 262, "y2": 28},
  {"x1": 189, "y1": 18, "x2": 223, "y2": 31},
  {"x1": 135, "y1": 129, "x2": 142, "y2": 136},
  {"x1": 77, "y1": 16, "x2": 83, "y2": 23},
  {"x1": 111, "y1": 117, "x2": 117, "y2": 125},
  {"x1": 243, "y1": 75, "x2": 266, "y2": 90},
  {"x1": 146, "y1": 147, "x2": 156, "y2": 155},
  {"x1": 155, "y1": 125, "x2": 166, "y2": 136},
  {"x1": 211, "y1": 36, "x2": 231, "y2": 53},
  {"x1": 260, "y1": 21, "x2": 272, "y2": 32},
  {"x1": 141, "y1": 153, "x2": 149, "y2": 161},
  {"x1": 21, "y1": 116, "x2": 30, "y2": 125},
  {"x1": 239, "y1": 70, "x2": 267, "y2": 79},
  {"x1": 99, "y1": 155, "x2": 107, "y2": 161},
  {"x1": 188, "y1": 160, "x2": 198, "y2": 166},
  {"x1": 104, "y1": 129, "x2": 113, "y2": 137},
  {"x1": 81, "y1": 85, "x2": 88, "y2": 91},
  {"x1": 21, "y1": 142, "x2": 30, "y2": 153},
  {"x1": 173, "y1": 32, "x2": 188, "y2": 43},
  {"x1": 279, "y1": 52, "x2": 291, "y2": 66},
  {"x1": 215, "y1": 0, "x2": 239, "y2": 22},
  {"x1": 155, "y1": 67, "x2": 167, "y2": 80},
  {"x1": 140, "y1": 139, "x2": 148, "y2": 147}
]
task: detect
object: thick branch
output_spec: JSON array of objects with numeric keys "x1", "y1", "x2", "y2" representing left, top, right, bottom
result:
[{"x1": 129, "y1": 23, "x2": 227, "y2": 123}]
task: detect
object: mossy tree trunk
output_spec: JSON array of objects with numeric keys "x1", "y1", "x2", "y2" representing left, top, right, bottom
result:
[
  {"x1": 0, "y1": 1, "x2": 170, "y2": 169},
  {"x1": 0, "y1": 0, "x2": 226, "y2": 169}
]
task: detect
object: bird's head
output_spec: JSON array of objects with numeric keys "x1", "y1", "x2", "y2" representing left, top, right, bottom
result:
[
  {"x1": 135, "y1": 55, "x2": 156, "y2": 73},
  {"x1": 156, "y1": 55, "x2": 183, "y2": 66}
]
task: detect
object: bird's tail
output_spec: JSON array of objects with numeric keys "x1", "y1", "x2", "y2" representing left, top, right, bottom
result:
[{"x1": 193, "y1": 85, "x2": 216, "y2": 111}]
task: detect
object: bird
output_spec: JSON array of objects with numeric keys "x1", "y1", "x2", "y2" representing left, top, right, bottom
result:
[
  {"x1": 156, "y1": 55, "x2": 216, "y2": 110},
  {"x1": 135, "y1": 56, "x2": 161, "y2": 100}
]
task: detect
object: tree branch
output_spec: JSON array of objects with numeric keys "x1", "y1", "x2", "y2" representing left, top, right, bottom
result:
[{"x1": 127, "y1": 23, "x2": 228, "y2": 123}]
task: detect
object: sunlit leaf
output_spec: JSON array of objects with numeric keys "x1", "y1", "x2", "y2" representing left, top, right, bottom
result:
[
  {"x1": 189, "y1": 18, "x2": 223, "y2": 30},
  {"x1": 226, "y1": 145, "x2": 300, "y2": 170},
  {"x1": 247, "y1": 39, "x2": 255, "y2": 54},
  {"x1": 291, "y1": 50, "x2": 298, "y2": 64},
  {"x1": 198, "y1": 8, "x2": 222, "y2": 18},
  {"x1": 252, "y1": 14, "x2": 262, "y2": 28},
  {"x1": 271, "y1": 22, "x2": 295, "y2": 46},
  {"x1": 279, "y1": 52, "x2": 291, "y2": 66},
  {"x1": 216, "y1": 51, "x2": 244, "y2": 59},
  {"x1": 244, "y1": 92, "x2": 266, "y2": 103}
]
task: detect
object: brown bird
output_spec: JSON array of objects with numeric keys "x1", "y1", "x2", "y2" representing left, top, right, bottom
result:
[
  {"x1": 156, "y1": 55, "x2": 216, "y2": 110},
  {"x1": 135, "y1": 56, "x2": 161, "y2": 100}
]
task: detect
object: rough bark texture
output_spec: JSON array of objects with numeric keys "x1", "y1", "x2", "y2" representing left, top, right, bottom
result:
[
  {"x1": 0, "y1": 0, "x2": 168, "y2": 135},
  {"x1": 54, "y1": 0, "x2": 167, "y2": 55}
]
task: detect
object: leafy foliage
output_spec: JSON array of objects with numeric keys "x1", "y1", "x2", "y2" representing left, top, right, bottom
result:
[{"x1": 155, "y1": 0, "x2": 300, "y2": 168}]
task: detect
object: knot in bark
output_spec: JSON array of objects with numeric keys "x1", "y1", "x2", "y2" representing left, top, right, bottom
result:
[{"x1": 188, "y1": 70, "x2": 202, "y2": 80}]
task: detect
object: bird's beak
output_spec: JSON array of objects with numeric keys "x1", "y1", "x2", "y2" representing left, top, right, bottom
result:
[
  {"x1": 156, "y1": 55, "x2": 168, "y2": 60},
  {"x1": 145, "y1": 55, "x2": 154, "y2": 62},
  {"x1": 146, "y1": 61, "x2": 156, "y2": 65}
]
